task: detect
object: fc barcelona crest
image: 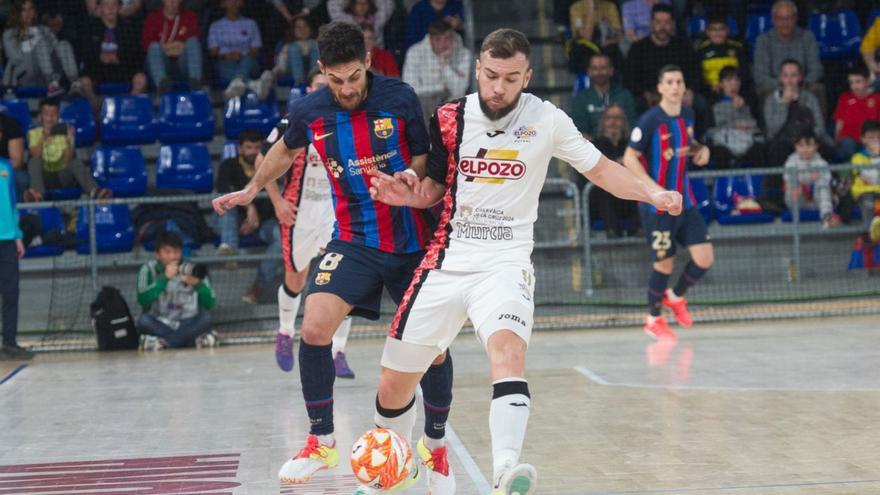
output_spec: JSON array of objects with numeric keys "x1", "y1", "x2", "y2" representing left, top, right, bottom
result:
[{"x1": 373, "y1": 118, "x2": 394, "y2": 139}]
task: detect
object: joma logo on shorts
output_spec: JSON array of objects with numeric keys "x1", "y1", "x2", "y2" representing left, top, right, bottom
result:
[
  {"x1": 498, "y1": 313, "x2": 526, "y2": 326},
  {"x1": 458, "y1": 158, "x2": 526, "y2": 180}
]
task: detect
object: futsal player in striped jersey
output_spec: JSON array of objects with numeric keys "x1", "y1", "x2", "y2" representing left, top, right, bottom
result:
[
  {"x1": 212, "y1": 21, "x2": 455, "y2": 491},
  {"x1": 622, "y1": 65, "x2": 714, "y2": 340}
]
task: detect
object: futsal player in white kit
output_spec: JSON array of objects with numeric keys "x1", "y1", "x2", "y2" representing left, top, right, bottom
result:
[
  {"x1": 261, "y1": 69, "x2": 355, "y2": 377},
  {"x1": 366, "y1": 28, "x2": 683, "y2": 495}
]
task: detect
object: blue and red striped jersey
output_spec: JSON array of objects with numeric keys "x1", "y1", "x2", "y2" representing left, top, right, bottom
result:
[
  {"x1": 283, "y1": 73, "x2": 432, "y2": 254},
  {"x1": 628, "y1": 105, "x2": 697, "y2": 213}
]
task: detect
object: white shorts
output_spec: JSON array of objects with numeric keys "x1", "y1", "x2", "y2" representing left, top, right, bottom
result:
[{"x1": 381, "y1": 263, "x2": 535, "y2": 373}]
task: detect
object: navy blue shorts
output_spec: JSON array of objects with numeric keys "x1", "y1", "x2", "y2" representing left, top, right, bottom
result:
[
  {"x1": 307, "y1": 239, "x2": 424, "y2": 320},
  {"x1": 639, "y1": 206, "x2": 710, "y2": 262}
]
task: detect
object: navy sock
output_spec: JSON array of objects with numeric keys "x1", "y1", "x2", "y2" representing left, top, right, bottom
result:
[
  {"x1": 299, "y1": 341, "x2": 335, "y2": 435},
  {"x1": 419, "y1": 351, "x2": 453, "y2": 440},
  {"x1": 648, "y1": 270, "x2": 670, "y2": 317},
  {"x1": 673, "y1": 261, "x2": 709, "y2": 297}
]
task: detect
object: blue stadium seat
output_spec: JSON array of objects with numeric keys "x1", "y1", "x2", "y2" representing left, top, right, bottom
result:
[
  {"x1": 95, "y1": 82, "x2": 132, "y2": 95},
  {"x1": 60, "y1": 97, "x2": 97, "y2": 147},
  {"x1": 809, "y1": 11, "x2": 862, "y2": 60},
  {"x1": 157, "y1": 91, "x2": 215, "y2": 143},
  {"x1": 713, "y1": 175, "x2": 775, "y2": 225},
  {"x1": 689, "y1": 177, "x2": 712, "y2": 223},
  {"x1": 22, "y1": 207, "x2": 66, "y2": 257},
  {"x1": 75, "y1": 204, "x2": 135, "y2": 254},
  {"x1": 100, "y1": 94, "x2": 157, "y2": 145},
  {"x1": 14, "y1": 86, "x2": 47, "y2": 98},
  {"x1": 572, "y1": 73, "x2": 590, "y2": 98},
  {"x1": 44, "y1": 187, "x2": 82, "y2": 200},
  {"x1": 746, "y1": 13, "x2": 773, "y2": 47},
  {"x1": 224, "y1": 91, "x2": 280, "y2": 139},
  {"x1": 781, "y1": 209, "x2": 822, "y2": 222},
  {"x1": 156, "y1": 143, "x2": 213, "y2": 193},
  {"x1": 687, "y1": 16, "x2": 739, "y2": 37},
  {"x1": 222, "y1": 140, "x2": 238, "y2": 160},
  {"x1": 91, "y1": 146, "x2": 147, "y2": 197},
  {"x1": 0, "y1": 99, "x2": 32, "y2": 135}
]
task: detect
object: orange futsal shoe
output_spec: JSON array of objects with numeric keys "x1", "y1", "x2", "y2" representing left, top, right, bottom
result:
[
  {"x1": 644, "y1": 315, "x2": 677, "y2": 341},
  {"x1": 662, "y1": 289, "x2": 693, "y2": 328}
]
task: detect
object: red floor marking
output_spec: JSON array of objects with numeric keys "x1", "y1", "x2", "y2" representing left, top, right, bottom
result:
[{"x1": 0, "y1": 453, "x2": 241, "y2": 494}]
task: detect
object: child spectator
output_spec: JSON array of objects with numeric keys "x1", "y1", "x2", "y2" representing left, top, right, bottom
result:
[
  {"x1": 784, "y1": 131, "x2": 839, "y2": 228},
  {"x1": 707, "y1": 66, "x2": 762, "y2": 169},
  {"x1": 2, "y1": 0, "x2": 79, "y2": 97},
  {"x1": 136, "y1": 230, "x2": 216, "y2": 349},
  {"x1": 208, "y1": 0, "x2": 273, "y2": 100},
  {"x1": 328, "y1": 0, "x2": 393, "y2": 47},
  {"x1": 833, "y1": 65, "x2": 880, "y2": 162},
  {"x1": 695, "y1": 14, "x2": 747, "y2": 95},
  {"x1": 849, "y1": 120, "x2": 880, "y2": 228},
  {"x1": 274, "y1": 14, "x2": 319, "y2": 86},
  {"x1": 141, "y1": 0, "x2": 203, "y2": 93},
  {"x1": 24, "y1": 99, "x2": 110, "y2": 202}
]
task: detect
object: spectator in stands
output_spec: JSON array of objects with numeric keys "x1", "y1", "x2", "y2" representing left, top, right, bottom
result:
[
  {"x1": 849, "y1": 120, "x2": 880, "y2": 227},
  {"x1": 24, "y1": 99, "x2": 110, "y2": 202},
  {"x1": 215, "y1": 129, "x2": 281, "y2": 304},
  {"x1": 833, "y1": 65, "x2": 880, "y2": 162},
  {"x1": 274, "y1": 14, "x2": 319, "y2": 86},
  {"x1": 570, "y1": 0, "x2": 622, "y2": 49},
  {"x1": 78, "y1": 0, "x2": 148, "y2": 113},
  {"x1": 141, "y1": 0, "x2": 202, "y2": 93},
  {"x1": 0, "y1": 114, "x2": 26, "y2": 200},
  {"x1": 623, "y1": 4, "x2": 697, "y2": 109},
  {"x1": 591, "y1": 104, "x2": 640, "y2": 238},
  {"x1": 621, "y1": 0, "x2": 666, "y2": 44},
  {"x1": 328, "y1": 0, "x2": 393, "y2": 47},
  {"x1": 403, "y1": 19, "x2": 471, "y2": 122},
  {"x1": 0, "y1": 156, "x2": 31, "y2": 361},
  {"x1": 861, "y1": 14, "x2": 880, "y2": 91},
  {"x1": 571, "y1": 53, "x2": 636, "y2": 139},
  {"x1": 752, "y1": 0, "x2": 823, "y2": 103},
  {"x1": 364, "y1": 24, "x2": 399, "y2": 78},
  {"x1": 2, "y1": 0, "x2": 79, "y2": 97},
  {"x1": 696, "y1": 14, "x2": 748, "y2": 95},
  {"x1": 85, "y1": 0, "x2": 142, "y2": 18},
  {"x1": 404, "y1": 0, "x2": 463, "y2": 50},
  {"x1": 784, "y1": 131, "x2": 839, "y2": 228},
  {"x1": 707, "y1": 66, "x2": 763, "y2": 170},
  {"x1": 136, "y1": 230, "x2": 216, "y2": 350},
  {"x1": 208, "y1": 0, "x2": 274, "y2": 101}
]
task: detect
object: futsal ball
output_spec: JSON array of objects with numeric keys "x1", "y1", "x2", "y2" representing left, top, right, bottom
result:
[{"x1": 350, "y1": 428, "x2": 413, "y2": 490}]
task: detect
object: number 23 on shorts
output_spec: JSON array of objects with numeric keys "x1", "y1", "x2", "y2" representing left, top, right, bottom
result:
[
  {"x1": 315, "y1": 252, "x2": 344, "y2": 285},
  {"x1": 651, "y1": 230, "x2": 671, "y2": 251}
]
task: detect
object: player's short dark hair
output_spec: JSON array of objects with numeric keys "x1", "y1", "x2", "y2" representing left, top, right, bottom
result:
[
  {"x1": 317, "y1": 21, "x2": 366, "y2": 67},
  {"x1": 238, "y1": 128, "x2": 264, "y2": 144},
  {"x1": 718, "y1": 65, "x2": 740, "y2": 82},
  {"x1": 848, "y1": 64, "x2": 870, "y2": 79},
  {"x1": 38, "y1": 97, "x2": 60, "y2": 111},
  {"x1": 861, "y1": 120, "x2": 880, "y2": 136},
  {"x1": 307, "y1": 66, "x2": 323, "y2": 85},
  {"x1": 707, "y1": 14, "x2": 728, "y2": 27},
  {"x1": 779, "y1": 58, "x2": 802, "y2": 73},
  {"x1": 794, "y1": 129, "x2": 816, "y2": 144},
  {"x1": 480, "y1": 28, "x2": 531, "y2": 60},
  {"x1": 154, "y1": 230, "x2": 183, "y2": 251},
  {"x1": 651, "y1": 3, "x2": 674, "y2": 18},
  {"x1": 657, "y1": 64, "x2": 683, "y2": 82},
  {"x1": 428, "y1": 19, "x2": 453, "y2": 36}
]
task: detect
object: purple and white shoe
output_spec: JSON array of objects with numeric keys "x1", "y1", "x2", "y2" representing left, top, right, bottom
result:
[
  {"x1": 333, "y1": 352, "x2": 355, "y2": 379},
  {"x1": 275, "y1": 333, "x2": 294, "y2": 372}
]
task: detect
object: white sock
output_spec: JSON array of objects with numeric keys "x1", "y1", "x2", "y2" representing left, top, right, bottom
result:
[
  {"x1": 316, "y1": 433, "x2": 335, "y2": 447},
  {"x1": 665, "y1": 288, "x2": 683, "y2": 301},
  {"x1": 277, "y1": 285, "x2": 301, "y2": 336},
  {"x1": 424, "y1": 436, "x2": 445, "y2": 450},
  {"x1": 331, "y1": 317, "x2": 352, "y2": 356},
  {"x1": 490, "y1": 378, "x2": 530, "y2": 481},
  {"x1": 374, "y1": 396, "x2": 417, "y2": 445}
]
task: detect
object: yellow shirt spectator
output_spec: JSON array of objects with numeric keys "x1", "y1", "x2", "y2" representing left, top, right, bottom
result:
[
  {"x1": 27, "y1": 126, "x2": 73, "y2": 173},
  {"x1": 861, "y1": 18, "x2": 880, "y2": 76},
  {"x1": 849, "y1": 150, "x2": 880, "y2": 200},
  {"x1": 570, "y1": 0, "x2": 621, "y2": 41}
]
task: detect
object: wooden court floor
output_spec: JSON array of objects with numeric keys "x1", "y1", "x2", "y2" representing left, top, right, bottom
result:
[{"x1": 1, "y1": 314, "x2": 878, "y2": 494}]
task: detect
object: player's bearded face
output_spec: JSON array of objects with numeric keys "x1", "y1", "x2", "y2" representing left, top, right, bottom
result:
[
  {"x1": 476, "y1": 53, "x2": 532, "y2": 121},
  {"x1": 321, "y1": 56, "x2": 372, "y2": 111}
]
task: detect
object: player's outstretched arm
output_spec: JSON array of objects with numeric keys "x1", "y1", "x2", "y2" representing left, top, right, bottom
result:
[
  {"x1": 212, "y1": 139, "x2": 303, "y2": 215},
  {"x1": 369, "y1": 172, "x2": 446, "y2": 208},
  {"x1": 586, "y1": 153, "x2": 683, "y2": 215},
  {"x1": 256, "y1": 151, "x2": 298, "y2": 226}
]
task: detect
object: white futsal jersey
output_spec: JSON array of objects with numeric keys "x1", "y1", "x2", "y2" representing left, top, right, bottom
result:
[{"x1": 424, "y1": 92, "x2": 602, "y2": 271}]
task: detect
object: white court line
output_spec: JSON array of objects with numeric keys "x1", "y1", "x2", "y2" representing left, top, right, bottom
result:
[
  {"x1": 446, "y1": 424, "x2": 491, "y2": 493},
  {"x1": 574, "y1": 365, "x2": 609, "y2": 385}
]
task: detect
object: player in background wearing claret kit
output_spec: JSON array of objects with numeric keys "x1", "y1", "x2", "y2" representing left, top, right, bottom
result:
[
  {"x1": 366, "y1": 28, "x2": 682, "y2": 495},
  {"x1": 623, "y1": 65, "x2": 714, "y2": 341}
]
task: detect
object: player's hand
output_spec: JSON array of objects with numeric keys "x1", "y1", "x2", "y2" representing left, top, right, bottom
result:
[
  {"x1": 272, "y1": 198, "x2": 298, "y2": 227},
  {"x1": 369, "y1": 173, "x2": 414, "y2": 206},
  {"x1": 395, "y1": 170, "x2": 422, "y2": 195},
  {"x1": 15, "y1": 239, "x2": 24, "y2": 258},
  {"x1": 164, "y1": 260, "x2": 179, "y2": 279},
  {"x1": 650, "y1": 190, "x2": 683, "y2": 216},
  {"x1": 213, "y1": 186, "x2": 258, "y2": 215},
  {"x1": 692, "y1": 144, "x2": 710, "y2": 167}
]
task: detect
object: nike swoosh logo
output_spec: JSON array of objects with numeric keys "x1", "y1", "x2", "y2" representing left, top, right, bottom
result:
[
  {"x1": 313, "y1": 131, "x2": 334, "y2": 142},
  {"x1": 509, "y1": 402, "x2": 529, "y2": 407},
  {"x1": 487, "y1": 130, "x2": 504, "y2": 138}
]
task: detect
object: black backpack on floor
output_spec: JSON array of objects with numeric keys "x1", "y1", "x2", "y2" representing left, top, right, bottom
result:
[{"x1": 91, "y1": 286, "x2": 139, "y2": 350}]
